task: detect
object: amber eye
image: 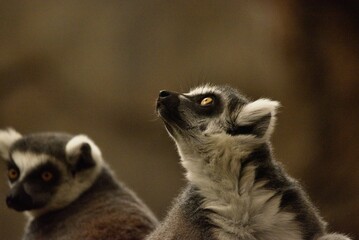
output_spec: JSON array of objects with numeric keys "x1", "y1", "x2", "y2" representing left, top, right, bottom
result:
[
  {"x1": 200, "y1": 97, "x2": 214, "y2": 106},
  {"x1": 41, "y1": 171, "x2": 53, "y2": 182},
  {"x1": 8, "y1": 168, "x2": 19, "y2": 181}
]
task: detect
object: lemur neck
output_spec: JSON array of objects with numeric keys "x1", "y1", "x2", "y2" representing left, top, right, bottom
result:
[
  {"x1": 180, "y1": 142, "x2": 275, "y2": 235},
  {"x1": 181, "y1": 140, "x2": 272, "y2": 195}
]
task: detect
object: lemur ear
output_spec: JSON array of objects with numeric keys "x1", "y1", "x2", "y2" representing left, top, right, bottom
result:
[
  {"x1": 65, "y1": 135, "x2": 102, "y2": 172},
  {"x1": 0, "y1": 128, "x2": 22, "y2": 160},
  {"x1": 229, "y1": 99, "x2": 280, "y2": 138}
]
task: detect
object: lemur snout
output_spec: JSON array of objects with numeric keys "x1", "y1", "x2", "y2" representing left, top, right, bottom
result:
[
  {"x1": 6, "y1": 187, "x2": 33, "y2": 211},
  {"x1": 159, "y1": 90, "x2": 172, "y2": 98},
  {"x1": 157, "y1": 90, "x2": 180, "y2": 110}
]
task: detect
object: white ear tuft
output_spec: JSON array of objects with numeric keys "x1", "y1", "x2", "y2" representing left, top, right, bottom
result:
[
  {"x1": 238, "y1": 99, "x2": 280, "y2": 124},
  {"x1": 235, "y1": 99, "x2": 280, "y2": 138},
  {"x1": 65, "y1": 135, "x2": 103, "y2": 165},
  {"x1": 0, "y1": 128, "x2": 22, "y2": 160}
]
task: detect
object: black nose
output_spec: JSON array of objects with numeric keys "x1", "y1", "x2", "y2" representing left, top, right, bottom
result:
[
  {"x1": 159, "y1": 90, "x2": 172, "y2": 98},
  {"x1": 6, "y1": 194, "x2": 21, "y2": 209},
  {"x1": 6, "y1": 187, "x2": 34, "y2": 211},
  {"x1": 157, "y1": 90, "x2": 180, "y2": 111},
  {"x1": 6, "y1": 195, "x2": 13, "y2": 207}
]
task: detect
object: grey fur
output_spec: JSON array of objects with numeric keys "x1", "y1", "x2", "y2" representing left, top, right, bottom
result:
[
  {"x1": 150, "y1": 84, "x2": 351, "y2": 240},
  {"x1": 1, "y1": 130, "x2": 158, "y2": 240},
  {"x1": 147, "y1": 185, "x2": 214, "y2": 240},
  {"x1": 24, "y1": 167, "x2": 157, "y2": 240}
]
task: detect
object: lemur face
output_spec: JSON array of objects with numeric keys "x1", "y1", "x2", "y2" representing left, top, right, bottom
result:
[
  {"x1": 0, "y1": 129, "x2": 103, "y2": 217},
  {"x1": 157, "y1": 84, "x2": 279, "y2": 156},
  {"x1": 157, "y1": 85, "x2": 245, "y2": 137},
  {"x1": 6, "y1": 151, "x2": 63, "y2": 211}
]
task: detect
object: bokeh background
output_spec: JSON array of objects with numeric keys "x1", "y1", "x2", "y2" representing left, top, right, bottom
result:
[{"x1": 0, "y1": 1, "x2": 358, "y2": 239}]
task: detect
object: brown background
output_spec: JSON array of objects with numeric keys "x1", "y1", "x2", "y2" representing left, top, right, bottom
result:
[{"x1": 0, "y1": 1, "x2": 358, "y2": 239}]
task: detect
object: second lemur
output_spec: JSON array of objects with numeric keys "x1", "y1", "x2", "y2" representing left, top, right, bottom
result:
[
  {"x1": 0, "y1": 129, "x2": 158, "y2": 240},
  {"x1": 148, "y1": 84, "x2": 351, "y2": 240}
]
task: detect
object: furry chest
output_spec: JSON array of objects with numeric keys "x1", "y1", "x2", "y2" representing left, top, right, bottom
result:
[{"x1": 194, "y1": 163, "x2": 303, "y2": 240}]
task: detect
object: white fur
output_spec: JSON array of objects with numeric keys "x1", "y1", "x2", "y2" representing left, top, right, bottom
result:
[
  {"x1": 318, "y1": 234, "x2": 352, "y2": 240},
  {"x1": 237, "y1": 99, "x2": 280, "y2": 139},
  {"x1": 0, "y1": 128, "x2": 22, "y2": 160},
  {"x1": 187, "y1": 84, "x2": 221, "y2": 96},
  {"x1": 65, "y1": 134, "x2": 103, "y2": 166},
  {"x1": 179, "y1": 133, "x2": 302, "y2": 240}
]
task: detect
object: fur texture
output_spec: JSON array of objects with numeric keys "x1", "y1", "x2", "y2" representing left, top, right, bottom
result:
[
  {"x1": 151, "y1": 85, "x2": 351, "y2": 240},
  {"x1": 24, "y1": 167, "x2": 158, "y2": 240},
  {"x1": 0, "y1": 130, "x2": 158, "y2": 240}
]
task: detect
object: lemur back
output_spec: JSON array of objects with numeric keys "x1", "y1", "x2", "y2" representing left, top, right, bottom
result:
[
  {"x1": 0, "y1": 130, "x2": 158, "y2": 240},
  {"x1": 148, "y1": 85, "x2": 351, "y2": 240}
]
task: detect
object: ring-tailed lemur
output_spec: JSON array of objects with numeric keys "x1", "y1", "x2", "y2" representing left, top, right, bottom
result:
[
  {"x1": 0, "y1": 129, "x2": 158, "y2": 240},
  {"x1": 148, "y1": 84, "x2": 351, "y2": 240}
]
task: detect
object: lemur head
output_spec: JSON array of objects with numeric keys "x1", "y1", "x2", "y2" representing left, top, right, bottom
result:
[
  {"x1": 156, "y1": 84, "x2": 280, "y2": 162},
  {"x1": 0, "y1": 129, "x2": 104, "y2": 218}
]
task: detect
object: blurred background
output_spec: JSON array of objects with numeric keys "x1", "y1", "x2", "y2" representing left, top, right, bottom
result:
[{"x1": 0, "y1": 1, "x2": 358, "y2": 239}]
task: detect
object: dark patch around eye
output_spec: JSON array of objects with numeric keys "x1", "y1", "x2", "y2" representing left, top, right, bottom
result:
[
  {"x1": 186, "y1": 94, "x2": 223, "y2": 117},
  {"x1": 24, "y1": 162, "x2": 61, "y2": 188},
  {"x1": 7, "y1": 161, "x2": 20, "y2": 183},
  {"x1": 192, "y1": 93, "x2": 216, "y2": 105}
]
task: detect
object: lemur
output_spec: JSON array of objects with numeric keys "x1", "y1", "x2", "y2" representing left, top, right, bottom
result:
[
  {"x1": 0, "y1": 129, "x2": 158, "y2": 240},
  {"x1": 148, "y1": 84, "x2": 351, "y2": 240}
]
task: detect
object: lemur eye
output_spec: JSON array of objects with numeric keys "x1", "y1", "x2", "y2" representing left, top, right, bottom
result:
[
  {"x1": 41, "y1": 171, "x2": 53, "y2": 182},
  {"x1": 200, "y1": 97, "x2": 214, "y2": 106},
  {"x1": 8, "y1": 168, "x2": 19, "y2": 181}
]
